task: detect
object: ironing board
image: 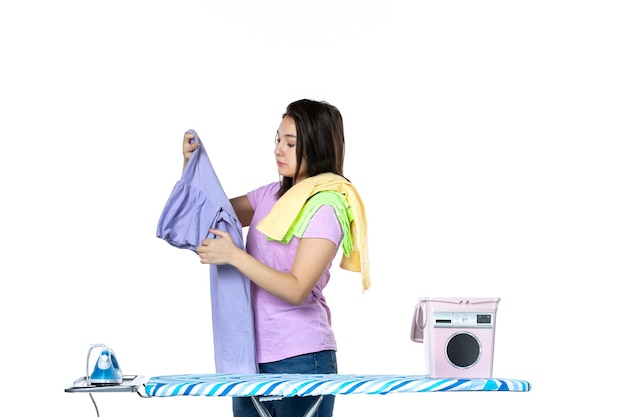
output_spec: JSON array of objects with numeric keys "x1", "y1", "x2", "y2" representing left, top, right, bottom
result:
[
  {"x1": 67, "y1": 373, "x2": 530, "y2": 417},
  {"x1": 143, "y1": 373, "x2": 531, "y2": 417}
]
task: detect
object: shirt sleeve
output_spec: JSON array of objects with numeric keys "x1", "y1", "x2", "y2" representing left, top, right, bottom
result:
[{"x1": 301, "y1": 205, "x2": 343, "y2": 247}]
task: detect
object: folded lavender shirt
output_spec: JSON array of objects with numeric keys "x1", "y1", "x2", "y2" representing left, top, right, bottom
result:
[{"x1": 156, "y1": 129, "x2": 257, "y2": 373}]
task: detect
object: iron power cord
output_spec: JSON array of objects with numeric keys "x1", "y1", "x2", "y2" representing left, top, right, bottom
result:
[{"x1": 86, "y1": 344, "x2": 107, "y2": 417}]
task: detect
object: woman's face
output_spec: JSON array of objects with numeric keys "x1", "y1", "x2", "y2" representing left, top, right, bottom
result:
[{"x1": 275, "y1": 116, "x2": 307, "y2": 181}]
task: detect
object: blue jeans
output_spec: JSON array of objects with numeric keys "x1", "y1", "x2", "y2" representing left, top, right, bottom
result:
[{"x1": 232, "y1": 350, "x2": 337, "y2": 417}]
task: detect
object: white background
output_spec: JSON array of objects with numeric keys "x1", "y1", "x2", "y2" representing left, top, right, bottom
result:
[{"x1": 1, "y1": 1, "x2": 624, "y2": 416}]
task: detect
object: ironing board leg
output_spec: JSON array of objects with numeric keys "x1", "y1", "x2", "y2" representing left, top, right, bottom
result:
[
  {"x1": 302, "y1": 395, "x2": 324, "y2": 417},
  {"x1": 251, "y1": 396, "x2": 273, "y2": 417},
  {"x1": 250, "y1": 395, "x2": 324, "y2": 417}
]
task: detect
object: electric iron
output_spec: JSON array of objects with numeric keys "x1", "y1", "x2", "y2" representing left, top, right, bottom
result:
[{"x1": 88, "y1": 345, "x2": 123, "y2": 385}]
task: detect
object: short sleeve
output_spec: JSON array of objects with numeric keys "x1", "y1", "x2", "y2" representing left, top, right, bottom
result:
[{"x1": 302, "y1": 205, "x2": 343, "y2": 247}]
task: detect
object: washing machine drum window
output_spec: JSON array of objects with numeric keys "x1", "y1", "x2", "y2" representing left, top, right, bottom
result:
[{"x1": 446, "y1": 333, "x2": 481, "y2": 369}]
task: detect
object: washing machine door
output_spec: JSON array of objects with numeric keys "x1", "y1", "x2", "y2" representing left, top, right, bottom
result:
[{"x1": 446, "y1": 332, "x2": 481, "y2": 368}]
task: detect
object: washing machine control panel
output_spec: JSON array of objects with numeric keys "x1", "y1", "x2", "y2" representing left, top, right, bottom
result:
[{"x1": 433, "y1": 312, "x2": 494, "y2": 328}]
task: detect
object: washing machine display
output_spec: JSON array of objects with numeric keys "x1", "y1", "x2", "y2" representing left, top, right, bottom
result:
[{"x1": 433, "y1": 312, "x2": 494, "y2": 328}]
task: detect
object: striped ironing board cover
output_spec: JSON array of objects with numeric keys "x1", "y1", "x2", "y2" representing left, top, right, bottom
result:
[{"x1": 144, "y1": 373, "x2": 531, "y2": 397}]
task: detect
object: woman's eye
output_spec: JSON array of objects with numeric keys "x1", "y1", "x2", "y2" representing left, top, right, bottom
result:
[{"x1": 275, "y1": 134, "x2": 296, "y2": 148}]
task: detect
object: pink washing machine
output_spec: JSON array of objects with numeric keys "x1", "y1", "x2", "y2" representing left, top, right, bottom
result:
[{"x1": 411, "y1": 297, "x2": 500, "y2": 378}]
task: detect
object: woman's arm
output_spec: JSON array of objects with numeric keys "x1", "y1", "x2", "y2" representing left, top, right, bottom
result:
[
  {"x1": 197, "y1": 230, "x2": 337, "y2": 305},
  {"x1": 230, "y1": 195, "x2": 254, "y2": 228}
]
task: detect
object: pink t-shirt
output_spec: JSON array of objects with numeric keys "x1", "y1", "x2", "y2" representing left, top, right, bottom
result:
[{"x1": 246, "y1": 182, "x2": 343, "y2": 363}]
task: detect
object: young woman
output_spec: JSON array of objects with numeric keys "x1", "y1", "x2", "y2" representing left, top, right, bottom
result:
[{"x1": 184, "y1": 99, "x2": 368, "y2": 417}]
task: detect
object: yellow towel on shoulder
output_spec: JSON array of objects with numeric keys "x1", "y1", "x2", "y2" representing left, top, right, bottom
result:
[{"x1": 256, "y1": 173, "x2": 370, "y2": 291}]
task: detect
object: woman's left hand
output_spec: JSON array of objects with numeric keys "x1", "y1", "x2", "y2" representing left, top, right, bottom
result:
[{"x1": 197, "y1": 229, "x2": 237, "y2": 265}]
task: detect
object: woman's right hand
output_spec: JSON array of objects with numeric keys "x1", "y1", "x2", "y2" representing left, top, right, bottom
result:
[{"x1": 183, "y1": 131, "x2": 201, "y2": 167}]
